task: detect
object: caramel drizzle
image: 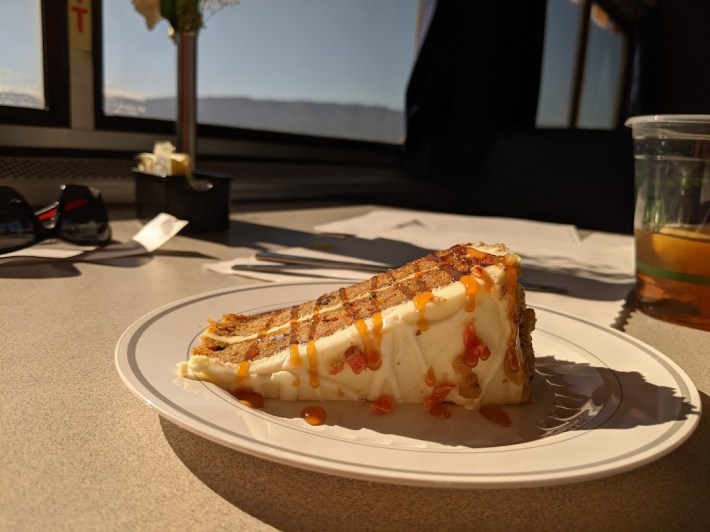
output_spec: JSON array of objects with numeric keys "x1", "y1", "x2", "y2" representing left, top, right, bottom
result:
[
  {"x1": 472, "y1": 265, "x2": 494, "y2": 292},
  {"x1": 234, "y1": 360, "x2": 250, "y2": 389},
  {"x1": 369, "y1": 276, "x2": 381, "y2": 313},
  {"x1": 304, "y1": 294, "x2": 328, "y2": 388},
  {"x1": 427, "y1": 247, "x2": 523, "y2": 379},
  {"x1": 459, "y1": 275, "x2": 480, "y2": 312},
  {"x1": 338, "y1": 287, "x2": 358, "y2": 322},
  {"x1": 367, "y1": 277, "x2": 383, "y2": 369},
  {"x1": 424, "y1": 366, "x2": 436, "y2": 387},
  {"x1": 245, "y1": 313, "x2": 277, "y2": 360},
  {"x1": 412, "y1": 292, "x2": 433, "y2": 331},
  {"x1": 425, "y1": 251, "x2": 465, "y2": 281},
  {"x1": 288, "y1": 305, "x2": 302, "y2": 368},
  {"x1": 228, "y1": 245, "x2": 521, "y2": 389},
  {"x1": 427, "y1": 249, "x2": 482, "y2": 312},
  {"x1": 413, "y1": 260, "x2": 427, "y2": 290},
  {"x1": 411, "y1": 260, "x2": 432, "y2": 331},
  {"x1": 386, "y1": 269, "x2": 424, "y2": 329},
  {"x1": 386, "y1": 270, "x2": 415, "y2": 299},
  {"x1": 341, "y1": 284, "x2": 383, "y2": 371}
]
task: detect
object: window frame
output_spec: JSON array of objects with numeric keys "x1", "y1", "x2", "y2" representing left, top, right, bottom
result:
[
  {"x1": 91, "y1": 1, "x2": 403, "y2": 166},
  {"x1": 567, "y1": 0, "x2": 634, "y2": 130},
  {"x1": 0, "y1": 0, "x2": 70, "y2": 128}
]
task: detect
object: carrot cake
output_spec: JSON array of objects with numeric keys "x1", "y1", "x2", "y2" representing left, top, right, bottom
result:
[{"x1": 178, "y1": 243, "x2": 536, "y2": 416}]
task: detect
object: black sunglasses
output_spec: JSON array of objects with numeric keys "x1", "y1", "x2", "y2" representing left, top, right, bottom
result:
[{"x1": 0, "y1": 184, "x2": 112, "y2": 254}]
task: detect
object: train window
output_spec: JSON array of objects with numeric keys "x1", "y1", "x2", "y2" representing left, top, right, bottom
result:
[
  {"x1": 537, "y1": 0, "x2": 629, "y2": 130},
  {"x1": 101, "y1": 0, "x2": 421, "y2": 144},
  {"x1": 0, "y1": 1, "x2": 45, "y2": 111}
]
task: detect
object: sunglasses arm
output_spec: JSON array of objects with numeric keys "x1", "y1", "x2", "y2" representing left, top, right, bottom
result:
[{"x1": 34, "y1": 201, "x2": 60, "y2": 229}]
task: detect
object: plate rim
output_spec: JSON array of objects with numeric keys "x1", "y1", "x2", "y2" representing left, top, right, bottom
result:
[{"x1": 115, "y1": 281, "x2": 702, "y2": 488}]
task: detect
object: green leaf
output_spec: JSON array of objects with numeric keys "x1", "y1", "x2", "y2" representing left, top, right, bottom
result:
[
  {"x1": 160, "y1": 0, "x2": 177, "y2": 29},
  {"x1": 160, "y1": 0, "x2": 202, "y2": 32}
]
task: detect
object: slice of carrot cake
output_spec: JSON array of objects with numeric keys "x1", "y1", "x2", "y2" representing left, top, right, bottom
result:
[{"x1": 178, "y1": 243, "x2": 536, "y2": 416}]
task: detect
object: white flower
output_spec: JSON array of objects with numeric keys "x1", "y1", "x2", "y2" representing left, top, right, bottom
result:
[
  {"x1": 131, "y1": 0, "x2": 239, "y2": 34},
  {"x1": 131, "y1": 0, "x2": 162, "y2": 30}
]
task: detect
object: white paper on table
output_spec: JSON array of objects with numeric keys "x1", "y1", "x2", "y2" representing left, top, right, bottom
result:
[
  {"x1": 205, "y1": 246, "x2": 378, "y2": 283},
  {"x1": 314, "y1": 208, "x2": 581, "y2": 251},
  {"x1": 131, "y1": 212, "x2": 188, "y2": 252}
]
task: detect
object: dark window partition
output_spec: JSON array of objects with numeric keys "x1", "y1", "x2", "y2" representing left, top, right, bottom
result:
[
  {"x1": 402, "y1": 0, "x2": 637, "y2": 233},
  {"x1": 404, "y1": 1, "x2": 548, "y2": 183}
]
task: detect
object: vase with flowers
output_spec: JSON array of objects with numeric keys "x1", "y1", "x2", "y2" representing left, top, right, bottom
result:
[{"x1": 131, "y1": 0, "x2": 238, "y2": 232}]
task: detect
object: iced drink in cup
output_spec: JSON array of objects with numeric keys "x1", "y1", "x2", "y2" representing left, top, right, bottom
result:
[{"x1": 626, "y1": 115, "x2": 710, "y2": 331}]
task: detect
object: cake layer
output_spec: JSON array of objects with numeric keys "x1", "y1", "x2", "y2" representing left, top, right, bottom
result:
[{"x1": 178, "y1": 243, "x2": 536, "y2": 411}]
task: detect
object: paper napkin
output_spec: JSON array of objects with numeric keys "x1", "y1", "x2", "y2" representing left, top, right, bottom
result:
[{"x1": 204, "y1": 246, "x2": 381, "y2": 283}]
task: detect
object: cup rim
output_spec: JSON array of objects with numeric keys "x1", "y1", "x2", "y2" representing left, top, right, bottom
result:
[{"x1": 625, "y1": 114, "x2": 710, "y2": 127}]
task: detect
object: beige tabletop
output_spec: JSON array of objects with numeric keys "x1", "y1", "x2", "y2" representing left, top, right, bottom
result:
[{"x1": 1, "y1": 204, "x2": 708, "y2": 531}]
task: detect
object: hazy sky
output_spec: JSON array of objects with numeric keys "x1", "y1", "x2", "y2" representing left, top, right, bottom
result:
[
  {"x1": 105, "y1": 0, "x2": 419, "y2": 109},
  {"x1": 0, "y1": 0, "x2": 418, "y2": 110},
  {"x1": 0, "y1": 1, "x2": 44, "y2": 97}
]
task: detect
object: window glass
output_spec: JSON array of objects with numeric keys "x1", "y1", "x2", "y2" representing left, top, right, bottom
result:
[
  {"x1": 103, "y1": 0, "x2": 420, "y2": 144},
  {"x1": 576, "y1": 3, "x2": 626, "y2": 129},
  {"x1": 103, "y1": 3, "x2": 176, "y2": 117},
  {"x1": 536, "y1": 0, "x2": 583, "y2": 128},
  {"x1": 0, "y1": 1, "x2": 45, "y2": 109}
]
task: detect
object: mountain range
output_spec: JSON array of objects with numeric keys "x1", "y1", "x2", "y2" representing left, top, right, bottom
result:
[{"x1": 142, "y1": 96, "x2": 405, "y2": 143}]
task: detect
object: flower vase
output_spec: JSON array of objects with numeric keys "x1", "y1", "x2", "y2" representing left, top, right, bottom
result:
[{"x1": 176, "y1": 30, "x2": 197, "y2": 165}]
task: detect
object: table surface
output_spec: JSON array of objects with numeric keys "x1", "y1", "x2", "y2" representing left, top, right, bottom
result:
[{"x1": 1, "y1": 204, "x2": 708, "y2": 531}]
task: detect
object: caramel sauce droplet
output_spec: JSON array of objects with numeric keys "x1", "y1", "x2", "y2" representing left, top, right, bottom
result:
[
  {"x1": 462, "y1": 322, "x2": 491, "y2": 367},
  {"x1": 479, "y1": 405, "x2": 512, "y2": 427},
  {"x1": 233, "y1": 390, "x2": 264, "y2": 409},
  {"x1": 301, "y1": 405, "x2": 327, "y2": 426}
]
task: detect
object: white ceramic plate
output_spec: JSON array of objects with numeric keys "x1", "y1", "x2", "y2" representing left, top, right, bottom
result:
[{"x1": 115, "y1": 281, "x2": 701, "y2": 488}]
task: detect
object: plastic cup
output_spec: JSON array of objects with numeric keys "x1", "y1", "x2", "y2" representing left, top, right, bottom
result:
[{"x1": 625, "y1": 115, "x2": 710, "y2": 330}]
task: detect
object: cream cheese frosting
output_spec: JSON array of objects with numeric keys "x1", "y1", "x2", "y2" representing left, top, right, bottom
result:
[{"x1": 177, "y1": 242, "x2": 534, "y2": 413}]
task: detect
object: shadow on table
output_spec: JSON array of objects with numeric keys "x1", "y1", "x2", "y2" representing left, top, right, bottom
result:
[
  {"x1": 193, "y1": 218, "x2": 432, "y2": 266},
  {"x1": 192, "y1": 219, "x2": 636, "y2": 302},
  {"x1": 158, "y1": 385, "x2": 706, "y2": 531},
  {"x1": 0, "y1": 242, "x2": 214, "y2": 279},
  {"x1": 522, "y1": 265, "x2": 634, "y2": 303},
  {"x1": 0, "y1": 254, "x2": 154, "y2": 279}
]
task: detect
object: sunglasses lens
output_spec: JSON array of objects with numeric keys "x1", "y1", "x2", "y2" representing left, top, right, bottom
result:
[
  {"x1": 57, "y1": 185, "x2": 111, "y2": 244},
  {"x1": 0, "y1": 187, "x2": 40, "y2": 253}
]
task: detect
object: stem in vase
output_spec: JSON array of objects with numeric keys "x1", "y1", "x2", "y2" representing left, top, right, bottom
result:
[{"x1": 176, "y1": 31, "x2": 197, "y2": 166}]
